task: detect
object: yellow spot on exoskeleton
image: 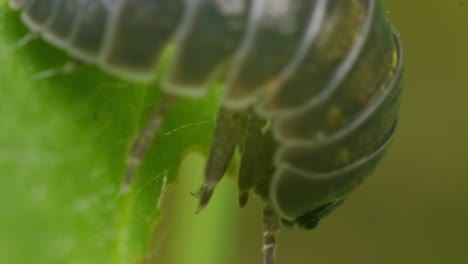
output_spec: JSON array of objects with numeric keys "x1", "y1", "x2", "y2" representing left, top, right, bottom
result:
[
  {"x1": 314, "y1": 132, "x2": 326, "y2": 141},
  {"x1": 337, "y1": 148, "x2": 351, "y2": 167},
  {"x1": 327, "y1": 105, "x2": 346, "y2": 132},
  {"x1": 262, "y1": 78, "x2": 281, "y2": 97}
]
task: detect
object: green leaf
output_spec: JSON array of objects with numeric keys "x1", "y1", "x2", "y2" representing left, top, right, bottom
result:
[{"x1": 0, "y1": 3, "x2": 220, "y2": 263}]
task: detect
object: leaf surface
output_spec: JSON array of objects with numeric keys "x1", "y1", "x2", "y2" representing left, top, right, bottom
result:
[{"x1": 0, "y1": 3, "x2": 219, "y2": 263}]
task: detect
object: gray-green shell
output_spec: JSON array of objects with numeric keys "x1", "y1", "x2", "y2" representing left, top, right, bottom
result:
[{"x1": 13, "y1": 0, "x2": 403, "y2": 222}]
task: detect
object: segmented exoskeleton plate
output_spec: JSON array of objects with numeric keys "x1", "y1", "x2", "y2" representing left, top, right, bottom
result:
[{"x1": 11, "y1": 0, "x2": 404, "y2": 263}]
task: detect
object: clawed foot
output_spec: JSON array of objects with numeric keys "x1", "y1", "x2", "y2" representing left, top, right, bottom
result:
[{"x1": 194, "y1": 182, "x2": 217, "y2": 213}]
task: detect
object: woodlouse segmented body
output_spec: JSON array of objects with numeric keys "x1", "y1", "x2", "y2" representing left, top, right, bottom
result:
[{"x1": 12, "y1": 0, "x2": 403, "y2": 263}]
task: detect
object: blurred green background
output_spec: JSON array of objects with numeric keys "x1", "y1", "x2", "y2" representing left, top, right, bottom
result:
[{"x1": 149, "y1": 1, "x2": 468, "y2": 264}]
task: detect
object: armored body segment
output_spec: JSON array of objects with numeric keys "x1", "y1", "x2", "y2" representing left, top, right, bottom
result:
[
  {"x1": 221, "y1": 0, "x2": 320, "y2": 110},
  {"x1": 68, "y1": 0, "x2": 112, "y2": 61},
  {"x1": 269, "y1": 31, "x2": 404, "y2": 221},
  {"x1": 270, "y1": 131, "x2": 392, "y2": 221},
  {"x1": 275, "y1": 0, "x2": 396, "y2": 144},
  {"x1": 104, "y1": 0, "x2": 184, "y2": 82},
  {"x1": 277, "y1": 55, "x2": 403, "y2": 173},
  {"x1": 257, "y1": 0, "x2": 369, "y2": 116},
  {"x1": 21, "y1": 0, "x2": 58, "y2": 32},
  {"x1": 42, "y1": 0, "x2": 81, "y2": 48},
  {"x1": 165, "y1": 0, "x2": 252, "y2": 97}
]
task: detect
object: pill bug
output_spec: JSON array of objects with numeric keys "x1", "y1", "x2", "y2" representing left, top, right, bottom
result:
[{"x1": 11, "y1": 0, "x2": 404, "y2": 264}]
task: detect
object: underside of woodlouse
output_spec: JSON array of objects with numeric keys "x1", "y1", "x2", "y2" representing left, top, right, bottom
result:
[{"x1": 11, "y1": 0, "x2": 404, "y2": 263}]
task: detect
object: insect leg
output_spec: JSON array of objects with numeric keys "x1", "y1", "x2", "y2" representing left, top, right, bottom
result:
[
  {"x1": 34, "y1": 61, "x2": 83, "y2": 80},
  {"x1": 238, "y1": 114, "x2": 267, "y2": 208},
  {"x1": 196, "y1": 108, "x2": 248, "y2": 212},
  {"x1": 263, "y1": 206, "x2": 280, "y2": 264},
  {"x1": 16, "y1": 32, "x2": 38, "y2": 48},
  {"x1": 120, "y1": 94, "x2": 178, "y2": 194}
]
